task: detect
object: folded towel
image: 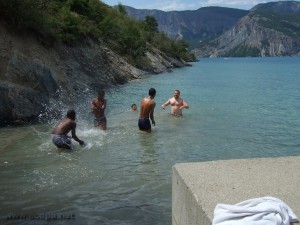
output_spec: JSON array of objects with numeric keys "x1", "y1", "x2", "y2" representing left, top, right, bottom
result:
[{"x1": 212, "y1": 196, "x2": 298, "y2": 225}]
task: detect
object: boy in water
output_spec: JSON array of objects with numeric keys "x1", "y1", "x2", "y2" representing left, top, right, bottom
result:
[
  {"x1": 138, "y1": 88, "x2": 156, "y2": 133},
  {"x1": 131, "y1": 103, "x2": 137, "y2": 111},
  {"x1": 91, "y1": 89, "x2": 107, "y2": 130},
  {"x1": 52, "y1": 109, "x2": 85, "y2": 149}
]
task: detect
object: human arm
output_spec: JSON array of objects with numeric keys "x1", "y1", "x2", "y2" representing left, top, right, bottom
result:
[
  {"x1": 150, "y1": 103, "x2": 156, "y2": 126},
  {"x1": 180, "y1": 100, "x2": 189, "y2": 110},
  {"x1": 161, "y1": 99, "x2": 170, "y2": 110},
  {"x1": 91, "y1": 99, "x2": 97, "y2": 113},
  {"x1": 71, "y1": 123, "x2": 85, "y2": 146},
  {"x1": 91, "y1": 99, "x2": 106, "y2": 113},
  {"x1": 101, "y1": 99, "x2": 107, "y2": 110}
]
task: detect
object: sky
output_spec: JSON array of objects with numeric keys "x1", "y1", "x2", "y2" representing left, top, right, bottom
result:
[{"x1": 102, "y1": 0, "x2": 300, "y2": 11}]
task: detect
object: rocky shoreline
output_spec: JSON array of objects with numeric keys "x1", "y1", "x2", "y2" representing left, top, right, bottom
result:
[{"x1": 0, "y1": 22, "x2": 191, "y2": 126}]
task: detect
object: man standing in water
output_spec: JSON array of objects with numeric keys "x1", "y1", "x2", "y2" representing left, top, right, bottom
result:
[
  {"x1": 52, "y1": 109, "x2": 85, "y2": 149},
  {"x1": 161, "y1": 89, "x2": 189, "y2": 116},
  {"x1": 91, "y1": 89, "x2": 107, "y2": 130},
  {"x1": 138, "y1": 88, "x2": 156, "y2": 133}
]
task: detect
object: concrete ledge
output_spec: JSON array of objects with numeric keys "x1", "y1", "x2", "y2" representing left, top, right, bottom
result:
[{"x1": 172, "y1": 156, "x2": 300, "y2": 225}]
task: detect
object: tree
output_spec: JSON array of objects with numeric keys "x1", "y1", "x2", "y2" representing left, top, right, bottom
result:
[
  {"x1": 117, "y1": 3, "x2": 127, "y2": 15},
  {"x1": 143, "y1": 16, "x2": 158, "y2": 32}
]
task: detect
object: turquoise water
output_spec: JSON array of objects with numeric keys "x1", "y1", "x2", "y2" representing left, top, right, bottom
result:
[{"x1": 0, "y1": 57, "x2": 300, "y2": 225}]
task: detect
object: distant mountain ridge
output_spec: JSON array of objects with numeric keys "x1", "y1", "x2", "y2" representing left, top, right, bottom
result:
[
  {"x1": 125, "y1": 6, "x2": 248, "y2": 44},
  {"x1": 195, "y1": 1, "x2": 300, "y2": 57},
  {"x1": 251, "y1": 1, "x2": 300, "y2": 13},
  {"x1": 124, "y1": 1, "x2": 300, "y2": 57}
]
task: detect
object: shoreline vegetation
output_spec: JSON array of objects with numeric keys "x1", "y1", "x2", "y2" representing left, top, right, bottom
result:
[
  {"x1": 0, "y1": 0, "x2": 196, "y2": 65},
  {"x1": 0, "y1": 0, "x2": 196, "y2": 126}
]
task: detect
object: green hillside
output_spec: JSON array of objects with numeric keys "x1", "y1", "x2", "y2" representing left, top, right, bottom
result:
[{"x1": 0, "y1": 0, "x2": 195, "y2": 69}]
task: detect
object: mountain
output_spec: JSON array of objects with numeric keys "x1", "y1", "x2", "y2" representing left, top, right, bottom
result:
[
  {"x1": 251, "y1": 1, "x2": 300, "y2": 13},
  {"x1": 125, "y1": 1, "x2": 300, "y2": 57},
  {"x1": 125, "y1": 6, "x2": 248, "y2": 48},
  {"x1": 193, "y1": 1, "x2": 300, "y2": 57}
]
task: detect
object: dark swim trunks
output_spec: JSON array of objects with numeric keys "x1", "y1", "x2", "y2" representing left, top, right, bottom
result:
[
  {"x1": 94, "y1": 116, "x2": 107, "y2": 127},
  {"x1": 138, "y1": 118, "x2": 151, "y2": 130},
  {"x1": 52, "y1": 134, "x2": 72, "y2": 149}
]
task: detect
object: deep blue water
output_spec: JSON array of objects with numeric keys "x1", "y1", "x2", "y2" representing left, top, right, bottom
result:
[{"x1": 0, "y1": 57, "x2": 299, "y2": 225}]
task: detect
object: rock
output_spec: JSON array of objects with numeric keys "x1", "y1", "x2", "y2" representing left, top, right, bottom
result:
[
  {"x1": 0, "y1": 22, "x2": 189, "y2": 125},
  {"x1": 0, "y1": 81, "x2": 49, "y2": 124}
]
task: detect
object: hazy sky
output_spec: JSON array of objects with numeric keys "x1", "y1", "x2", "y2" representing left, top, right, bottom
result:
[{"x1": 102, "y1": 0, "x2": 300, "y2": 11}]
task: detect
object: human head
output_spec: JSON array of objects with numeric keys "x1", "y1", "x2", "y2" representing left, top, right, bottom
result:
[
  {"x1": 149, "y1": 88, "x2": 156, "y2": 98},
  {"x1": 98, "y1": 89, "x2": 105, "y2": 98},
  {"x1": 67, "y1": 109, "x2": 76, "y2": 120},
  {"x1": 131, "y1": 104, "x2": 137, "y2": 111},
  {"x1": 174, "y1": 89, "x2": 180, "y2": 98}
]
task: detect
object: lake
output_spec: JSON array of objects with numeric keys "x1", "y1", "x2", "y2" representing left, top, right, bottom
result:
[{"x1": 1, "y1": 57, "x2": 300, "y2": 225}]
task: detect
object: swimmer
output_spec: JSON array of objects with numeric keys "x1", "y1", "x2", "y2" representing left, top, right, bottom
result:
[{"x1": 131, "y1": 103, "x2": 137, "y2": 111}]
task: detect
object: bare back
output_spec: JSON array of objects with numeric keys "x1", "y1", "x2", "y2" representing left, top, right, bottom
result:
[
  {"x1": 52, "y1": 118, "x2": 76, "y2": 135},
  {"x1": 140, "y1": 97, "x2": 156, "y2": 119}
]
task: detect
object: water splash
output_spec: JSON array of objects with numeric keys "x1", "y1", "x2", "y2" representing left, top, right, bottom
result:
[{"x1": 38, "y1": 86, "x2": 98, "y2": 127}]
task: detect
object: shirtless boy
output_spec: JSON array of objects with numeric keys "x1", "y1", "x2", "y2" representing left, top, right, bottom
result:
[
  {"x1": 138, "y1": 88, "x2": 156, "y2": 133},
  {"x1": 91, "y1": 89, "x2": 107, "y2": 130},
  {"x1": 52, "y1": 109, "x2": 85, "y2": 149},
  {"x1": 161, "y1": 89, "x2": 189, "y2": 116}
]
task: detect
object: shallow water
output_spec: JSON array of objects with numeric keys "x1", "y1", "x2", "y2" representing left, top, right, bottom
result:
[{"x1": 1, "y1": 57, "x2": 300, "y2": 224}]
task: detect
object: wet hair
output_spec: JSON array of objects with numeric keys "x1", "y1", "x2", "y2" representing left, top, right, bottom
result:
[
  {"x1": 98, "y1": 89, "x2": 105, "y2": 96},
  {"x1": 174, "y1": 89, "x2": 180, "y2": 94},
  {"x1": 66, "y1": 109, "x2": 76, "y2": 120},
  {"x1": 131, "y1": 103, "x2": 137, "y2": 108},
  {"x1": 149, "y1": 88, "x2": 156, "y2": 97}
]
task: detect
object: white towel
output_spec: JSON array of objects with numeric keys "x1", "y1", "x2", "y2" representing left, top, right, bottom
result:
[{"x1": 212, "y1": 196, "x2": 298, "y2": 225}]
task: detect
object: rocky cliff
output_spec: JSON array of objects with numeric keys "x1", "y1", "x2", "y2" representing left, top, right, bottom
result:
[
  {"x1": 125, "y1": 6, "x2": 248, "y2": 44},
  {"x1": 0, "y1": 22, "x2": 187, "y2": 125},
  {"x1": 193, "y1": 13, "x2": 300, "y2": 57},
  {"x1": 193, "y1": 1, "x2": 300, "y2": 57}
]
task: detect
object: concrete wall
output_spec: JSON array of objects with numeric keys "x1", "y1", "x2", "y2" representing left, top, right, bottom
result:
[{"x1": 172, "y1": 156, "x2": 300, "y2": 225}]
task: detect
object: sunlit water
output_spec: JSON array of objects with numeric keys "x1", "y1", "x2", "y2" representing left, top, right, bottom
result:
[{"x1": 1, "y1": 57, "x2": 300, "y2": 225}]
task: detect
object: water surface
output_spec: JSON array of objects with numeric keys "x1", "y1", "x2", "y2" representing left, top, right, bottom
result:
[{"x1": 1, "y1": 57, "x2": 300, "y2": 225}]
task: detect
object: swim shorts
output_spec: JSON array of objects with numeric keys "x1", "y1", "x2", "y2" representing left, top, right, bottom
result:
[
  {"x1": 94, "y1": 116, "x2": 107, "y2": 127},
  {"x1": 52, "y1": 134, "x2": 72, "y2": 149},
  {"x1": 138, "y1": 118, "x2": 151, "y2": 130}
]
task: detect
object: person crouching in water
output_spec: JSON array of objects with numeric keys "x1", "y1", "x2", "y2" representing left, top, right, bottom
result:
[
  {"x1": 91, "y1": 89, "x2": 107, "y2": 130},
  {"x1": 52, "y1": 109, "x2": 85, "y2": 149}
]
